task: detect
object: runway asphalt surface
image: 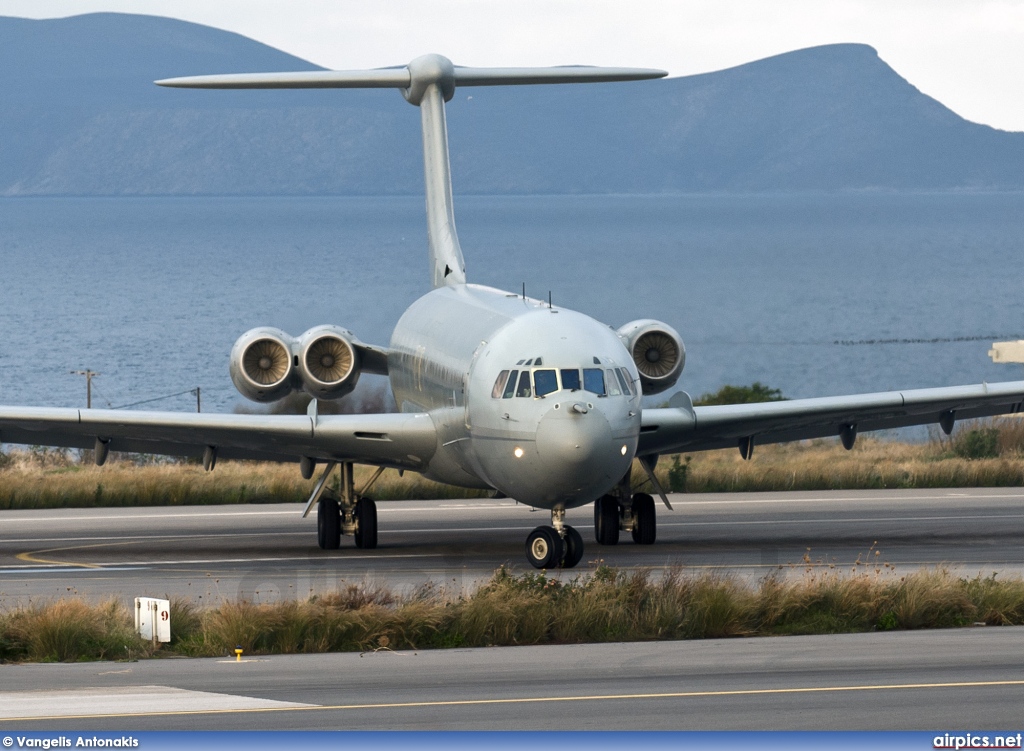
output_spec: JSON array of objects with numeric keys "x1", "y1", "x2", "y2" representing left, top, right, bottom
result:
[
  {"x1": 2, "y1": 488, "x2": 1024, "y2": 604},
  {"x1": 2, "y1": 627, "x2": 1023, "y2": 729},
  {"x1": 3, "y1": 488, "x2": 1024, "y2": 730}
]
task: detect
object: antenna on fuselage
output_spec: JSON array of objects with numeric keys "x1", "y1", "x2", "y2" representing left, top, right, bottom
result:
[{"x1": 156, "y1": 56, "x2": 666, "y2": 290}]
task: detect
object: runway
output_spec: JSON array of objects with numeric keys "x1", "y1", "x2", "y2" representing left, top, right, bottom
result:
[
  {"x1": 4, "y1": 488, "x2": 1024, "y2": 730},
  {"x1": 2, "y1": 488, "x2": 1024, "y2": 604},
  {"x1": 2, "y1": 627, "x2": 1024, "y2": 729}
]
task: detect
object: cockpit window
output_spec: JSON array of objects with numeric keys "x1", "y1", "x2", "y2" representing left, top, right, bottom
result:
[
  {"x1": 560, "y1": 369, "x2": 581, "y2": 391},
  {"x1": 583, "y1": 368, "x2": 605, "y2": 396},
  {"x1": 492, "y1": 370, "x2": 510, "y2": 399},
  {"x1": 605, "y1": 369, "x2": 622, "y2": 396},
  {"x1": 616, "y1": 368, "x2": 634, "y2": 396},
  {"x1": 515, "y1": 370, "x2": 532, "y2": 398},
  {"x1": 496, "y1": 365, "x2": 627, "y2": 399},
  {"x1": 534, "y1": 369, "x2": 558, "y2": 397},
  {"x1": 502, "y1": 370, "x2": 519, "y2": 399}
]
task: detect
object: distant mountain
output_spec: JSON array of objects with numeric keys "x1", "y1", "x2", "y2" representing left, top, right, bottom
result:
[{"x1": 1, "y1": 13, "x2": 1022, "y2": 195}]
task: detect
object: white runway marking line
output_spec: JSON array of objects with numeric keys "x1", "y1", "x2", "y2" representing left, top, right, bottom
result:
[
  {"x1": 4, "y1": 510, "x2": 1023, "y2": 548},
  {"x1": 661, "y1": 513, "x2": 1024, "y2": 527},
  {"x1": 667, "y1": 492, "x2": 1024, "y2": 506},
  {"x1": 0, "y1": 510, "x2": 305, "y2": 523},
  {"x1": 0, "y1": 685, "x2": 312, "y2": 719},
  {"x1": 0, "y1": 504, "x2": 520, "y2": 523},
  {"x1": 1, "y1": 492, "x2": 1021, "y2": 523},
  {"x1": 1, "y1": 532, "x2": 313, "y2": 544}
]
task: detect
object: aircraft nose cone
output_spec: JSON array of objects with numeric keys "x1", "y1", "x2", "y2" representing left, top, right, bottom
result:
[
  {"x1": 537, "y1": 402, "x2": 609, "y2": 466},
  {"x1": 536, "y1": 401, "x2": 616, "y2": 476}
]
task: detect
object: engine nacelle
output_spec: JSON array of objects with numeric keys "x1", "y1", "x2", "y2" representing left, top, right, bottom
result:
[
  {"x1": 230, "y1": 325, "x2": 362, "y2": 402},
  {"x1": 616, "y1": 319, "x2": 685, "y2": 395},
  {"x1": 297, "y1": 325, "x2": 361, "y2": 400},
  {"x1": 229, "y1": 327, "x2": 298, "y2": 403}
]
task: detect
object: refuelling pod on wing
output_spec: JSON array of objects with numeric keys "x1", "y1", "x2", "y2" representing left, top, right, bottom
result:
[
  {"x1": 230, "y1": 327, "x2": 299, "y2": 402},
  {"x1": 616, "y1": 319, "x2": 685, "y2": 395},
  {"x1": 297, "y1": 325, "x2": 361, "y2": 400}
]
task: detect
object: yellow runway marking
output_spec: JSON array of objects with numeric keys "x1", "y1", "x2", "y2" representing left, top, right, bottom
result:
[
  {"x1": 3, "y1": 678, "x2": 1024, "y2": 722},
  {"x1": 15, "y1": 540, "x2": 144, "y2": 569}
]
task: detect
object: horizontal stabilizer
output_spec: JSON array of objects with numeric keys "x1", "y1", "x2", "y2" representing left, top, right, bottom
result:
[
  {"x1": 156, "y1": 62, "x2": 666, "y2": 91},
  {"x1": 155, "y1": 54, "x2": 667, "y2": 292},
  {"x1": 156, "y1": 69, "x2": 412, "y2": 89}
]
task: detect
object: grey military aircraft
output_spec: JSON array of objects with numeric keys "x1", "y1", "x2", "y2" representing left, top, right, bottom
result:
[{"x1": 2, "y1": 54, "x2": 1024, "y2": 568}]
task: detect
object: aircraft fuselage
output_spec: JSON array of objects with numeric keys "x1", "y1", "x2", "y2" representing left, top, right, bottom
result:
[{"x1": 389, "y1": 283, "x2": 642, "y2": 509}]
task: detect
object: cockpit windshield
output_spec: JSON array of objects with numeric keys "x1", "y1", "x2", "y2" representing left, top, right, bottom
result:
[
  {"x1": 582, "y1": 368, "x2": 605, "y2": 396},
  {"x1": 502, "y1": 370, "x2": 518, "y2": 398},
  {"x1": 491, "y1": 363, "x2": 635, "y2": 399},
  {"x1": 515, "y1": 371, "x2": 532, "y2": 398},
  {"x1": 560, "y1": 369, "x2": 581, "y2": 391},
  {"x1": 534, "y1": 370, "x2": 558, "y2": 397},
  {"x1": 491, "y1": 370, "x2": 510, "y2": 398}
]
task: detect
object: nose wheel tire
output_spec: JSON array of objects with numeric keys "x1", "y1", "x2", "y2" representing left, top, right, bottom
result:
[
  {"x1": 526, "y1": 526, "x2": 565, "y2": 569},
  {"x1": 594, "y1": 494, "x2": 620, "y2": 545},
  {"x1": 561, "y1": 525, "x2": 584, "y2": 568},
  {"x1": 317, "y1": 498, "x2": 341, "y2": 550},
  {"x1": 631, "y1": 492, "x2": 656, "y2": 545},
  {"x1": 354, "y1": 497, "x2": 378, "y2": 549}
]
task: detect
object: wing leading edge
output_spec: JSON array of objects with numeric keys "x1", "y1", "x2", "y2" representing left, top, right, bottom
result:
[
  {"x1": 0, "y1": 407, "x2": 437, "y2": 471},
  {"x1": 638, "y1": 380, "x2": 1024, "y2": 456}
]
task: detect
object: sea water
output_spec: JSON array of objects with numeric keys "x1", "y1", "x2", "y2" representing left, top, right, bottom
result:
[{"x1": 1, "y1": 193, "x2": 1022, "y2": 414}]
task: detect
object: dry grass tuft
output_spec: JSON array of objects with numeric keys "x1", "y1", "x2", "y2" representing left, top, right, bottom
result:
[
  {"x1": 649, "y1": 419, "x2": 1024, "y2": 495},
  {"x1": 5, "y1": 417, "x2": 1024, "y2": 510},
  {"x1": 0, "y1": 598, "x2": 149, "y2": 662},
  {"x1": 0, "y1": 452, "x2": 488, "y2": 510},
  {"x1": 3, "y1": 566, "x2": 1024, "y2": 662}
]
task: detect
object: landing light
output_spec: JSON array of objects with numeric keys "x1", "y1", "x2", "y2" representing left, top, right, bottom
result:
[
  {"x1": 621, "y1": 445, "x2": 628, "y2": 456},
  {"x1": 514, "y1": 447, "x2": 525, "y2": 458}
]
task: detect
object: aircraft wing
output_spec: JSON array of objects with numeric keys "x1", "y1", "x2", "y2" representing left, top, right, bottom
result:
[
  {"x1": 638, "y1": 380, "x2": 1024, "y2": 457},
  {"x1": 0, "y1": 407, "x2": 437, "y2": 470}
]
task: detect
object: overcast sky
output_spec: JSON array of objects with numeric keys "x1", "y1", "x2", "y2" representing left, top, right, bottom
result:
[{"x1": 2, "y1": 0, "x2": 1022, "y2": 131}]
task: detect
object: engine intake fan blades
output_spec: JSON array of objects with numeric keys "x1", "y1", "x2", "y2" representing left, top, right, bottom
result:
[
  {"x1": 305, "y1": 336, "x2": 355, "y2": 385},
  {"x1": 243, "y1": 338, "x2": 291, "y2": 386},
  {"x1": 634, "y1": 331, "x2": 680, "y2": 379}
]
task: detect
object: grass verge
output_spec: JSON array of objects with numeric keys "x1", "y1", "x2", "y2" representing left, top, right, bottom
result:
[
  {"x1": 3, "y1": 566, "x2": 1023, "y2": 662},
  {"x1": 3, "y1": 418, "x2": 1024, "y2": 509}
]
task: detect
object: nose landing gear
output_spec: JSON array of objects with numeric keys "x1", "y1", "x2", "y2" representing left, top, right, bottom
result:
[{"x1": 526, "y1": 508, "x2": 585, "y2": 569}]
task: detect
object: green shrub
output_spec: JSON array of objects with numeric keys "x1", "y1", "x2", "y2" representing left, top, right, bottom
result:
[
  {"x1": 667, "y1": 455, "x2": 690, "y2": 492},
  {"x1": 695, "y1": 382, "x2": 786, "y2": 406},
  {"x1": 954, "y1": 428, "x2": 1000, "y2": 459}
]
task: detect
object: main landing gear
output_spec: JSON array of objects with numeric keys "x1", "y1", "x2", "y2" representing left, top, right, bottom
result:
[
  {"x1": 526, "y1": 508, "x2": 585, "y2": 569},
  {"x1": 307, "y1": 462, "x2": 382, "y2": 551},
  {"x1": 594, "y1": 491, "x2": 657, "y2": 546}
]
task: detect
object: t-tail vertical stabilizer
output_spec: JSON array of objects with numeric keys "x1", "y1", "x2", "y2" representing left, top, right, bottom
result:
[{"x1": 156, "y1": 55, "x2": 667, "y2": 289}]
